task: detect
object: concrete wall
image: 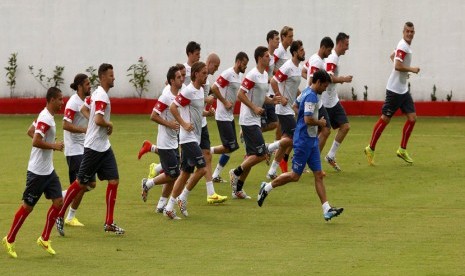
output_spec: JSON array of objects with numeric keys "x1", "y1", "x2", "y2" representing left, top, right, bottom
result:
[{"x1": 0, "y1": 0, "x2": 463, "y2": 101}]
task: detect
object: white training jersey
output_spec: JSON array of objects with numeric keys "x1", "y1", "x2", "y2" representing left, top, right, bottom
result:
[
  {"x1": 386, "y1": 39, "x2": 412, "y2": 94},
  {"x1": 273, "y1": 42, "x2": 290, "y2": 70},
  {"x1": 306, "y1": 53, "x2": 326, "y2": 108},
  {"x1": 202, "y1": 80, "x2": 211, "y2": 127},
  {"x1": 183, "y1": 63, "x2": 191, "y2": 86},
  {"x1": 28, "y1": 108, "x2": 56, "y2": 175},
  {"x1": 84, "y1": 86, "x2": 111, "y2": 152},
  {"x1": 267, "y1": 55, "x2": 276, "y2": 96},
  {"x1": 63, "y1": 94, "x2": 88, "y2": 156},
  {"x1": 322, "y1": 50, "x2": 341, "y2": 108},
  {"x1": 153, "y1": 85, "x2": 178, "y2": 150},
  {"x1": 239, "y1": 67, "x2": 269, "y2": 127},
  {"x1": 214, "y1": 67, "x2": 242, "y2": 121},
  {"x1": 274, "y1": 59, "x2": 302, "y2": 116},
  {"x1": 174, "y1": 83, "x2": 205, "y2": 144}
]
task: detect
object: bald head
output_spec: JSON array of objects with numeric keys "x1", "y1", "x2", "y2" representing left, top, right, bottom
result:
[{"x1": 206, "y1": 53, "x2": 220, "y2": 75}]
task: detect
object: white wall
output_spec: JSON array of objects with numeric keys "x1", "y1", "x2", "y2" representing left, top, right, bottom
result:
[{"x1": 0, "y1": 0, "x2": 463, "y2": 101}]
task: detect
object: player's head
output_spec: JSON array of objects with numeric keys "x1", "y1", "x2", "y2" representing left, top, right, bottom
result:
[
  {"x1": 235, "y1": 52, "x2": 249, "y2": 73},
  {"x1": 280, "y1": 26, "x2": 294, "y2": 47},
  {"x1": 70, "y1": 73, "x2": 91, "y2": 96},
  {"x1": 320, "y1": 37, "x2": 334, "y2": 58},
  {"x1": 176, "y1": 63, "x2": 186, "y2": 83},
  {"x1": 166, "y1": 66, "x2": 182, "y2": 89},
  {"x1": 186, "y1": 41, "x2": 201, "y2": 63},
  {"x1": 46, "y1": 87, "x2": 64, "y2": 112},
  {"x1": 206, "y1": 53, "x2": 221, "y2": 75},
  {"x1": 403, "y1": 21, "x2": 415, "y2": 44},
  {"x1": 191, "y1": 61, "x2": 207, "y2": 85},
  {"x1": 335, "y1": 32, "x2": 350, "y2": 55},
  {"x1": 98, "y1": 63, "x2": 115, "y2": 88},
  {"x1": 290, "y1": 40, "x2": 305, "y2": 62},
  {"x1": 266, "y1": 30, "x2": 280, "y2": 48},
  {"x1": 311, "y1": 70, "x2": 331, "y2": 93},
  {"x1": 254, "y1": 46, "x2": 269, "y2": 64}
]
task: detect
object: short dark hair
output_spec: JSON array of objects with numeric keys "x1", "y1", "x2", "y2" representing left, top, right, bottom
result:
[
  {"x1": 266, "y1": 30, "x2": 279, "y2": 43},
  {"x1": 186, "y1": 41, "x2": 201, "y2": 55},
  {"x1": 166, "y1": 66, "x2": 180, "y2": 85},
  {"x1": 176, "y1": 63, "x2": 185, "y2": 70},
  {"x1": 254, "y1": 46, "x2": 268, "y2": 63},
  {"x1": 46, "y1": 87, "x2": 62, "y2": 102},
  {"x1": 405, "y1": 21, "x2": 414, "y2": 28},
  {"x1": 70, "y1": 73, "x2": 88, "y2": 91},
  {"x1": 290, "y1": 40, "x2": 303, "y2": 56},
  {"x1": 190, "y1": 61, "x2": 206, "y2": 82},
  {"x1": 336, "y1": 32, "x2": 349, "y2": 44},
  {"x1": 98, "y1": 63, "x2": 113, "y2": 78},
  {"x1": 235, "y1": 51, "x2": 249, "y2": 63},
  {"x1": 320, "y1": 37, "x2": 334, "y2": 48},
  {"x1": 311, "y1": 70, "x2": 331, "y2": 84}
]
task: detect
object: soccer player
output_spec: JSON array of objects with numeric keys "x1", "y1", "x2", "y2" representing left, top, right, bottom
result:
[
  {"x1": 210, "y1": 52, "x2": 249, "y2": 183},
  {"x1": 261, "y1": 30, "x2": 280, "y2": 133},
  {"x1": 321, "y1": 33, "x2": 353, "y2": 171},
  {"x1": 183, "y1": 41, "x2": 201, "y2": 86},
  {"x1": 266, "y1": 40, "x2": 305, "y2": 179},
  {"x1": 229, "y1": 46, "x2": 281, "y2": 199},
  {"x1": 164, "y1": 61, "x2": 209, "y2": 219},
  {"x1": 56, "y1": 63, "x2": 125, "y2": 235},
  {"x1": 140, "y1": 66, "x2": 182, "y2": 213},
  {"x1": 2, "y1": 87, "x2": 64, "y2": 258},
  {"x1": 365, "y1": 22, "x2": 420, "y2": 165},
  {"x1": 62, "y1": 74, "x2": 92, "y2": 227},
  {"x1": 257, "y1": 70, "x2": 344, "y2": 222}
]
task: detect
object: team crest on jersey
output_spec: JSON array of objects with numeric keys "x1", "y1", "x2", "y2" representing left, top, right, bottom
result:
[
  {"x1": 304, "y1": 102, "x2": 316, "y2": 113},
  {"x1": 326, "y1": 63, "x2": 336, "y2": 73},
  {"x1": 396, "y1": 50, "x2": 406, "y2": 60}
]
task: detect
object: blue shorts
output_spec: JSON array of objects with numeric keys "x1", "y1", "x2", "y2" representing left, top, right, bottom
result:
[
  {"x1": 23, "y1": 170, "x2": 62, "y2": 207},
  {"x1": 158, "y1": 148, "x2": 180, "y2": 178},
  {"x1": 382, "y1": 89, "x2": 415, "y2": 117},
  {"x1": 291, "y1": 139, "x2": 321, "y2": 174},
  {"x1": 77, "y1": 147, "x2": 119, "y2": 185},
  {"x1": 241, "y1": 125, "x2": 267, "y2": 156},
  {"x1": 216, "y1": 120, "x2": 239, "y2": 152},
  {"x1": 66, "y1": 154, "x2": 96, "y2": 185},
  {"x1": 326, "y1": 101, "x2": 349, "y2": 129},
  {"x1": 180, "y1": 142, "x2": 206, "y2": 173},
  {"x1": 277, "y1": 114, "x2": 296, "y2": 137}
]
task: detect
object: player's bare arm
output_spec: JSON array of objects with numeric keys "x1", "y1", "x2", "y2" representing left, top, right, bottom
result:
[
  {"x1": 32, "y1": 133, "x2": 64, "y2": 151},
  {"x1": 169, "y1": 102, "x2": 193, "y2": 132},
  {"x1": 150, "y1": 110, "x2": 179, "y2": 131}
]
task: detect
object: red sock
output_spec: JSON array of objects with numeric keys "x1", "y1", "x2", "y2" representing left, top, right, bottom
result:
[
  {"x1": 7, "y1": 205, "x2": 31, "y2": 243},
  {"x1": 41, "y1": 205, "x2": 60, "y2": 241},
  {"x1": 370, "y1": 118, "x2": 388, "y2": 150},
  {"x1": 58, "y1": 180, "x2": 81, "y2": 217},
  {"x1": 105, "y1": 184, "x2": 118, "y2": 225},
  {"x1": 401, "y1": 120, "x2": 416, "y2": 149}
]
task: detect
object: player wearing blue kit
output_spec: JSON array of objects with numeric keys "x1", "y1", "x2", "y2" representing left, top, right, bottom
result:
[{"x1": 257, "y1": 70, "x2": 344, "y2": 221}]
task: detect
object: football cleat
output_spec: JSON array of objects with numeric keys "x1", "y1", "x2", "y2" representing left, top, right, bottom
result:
[
  {"x1": 364, "y1": 146, "x2": 375, "y2": 166},
  {"x1": 396, "y1": 147, "x2": 413, "y2": 164},
  {"x1": 207, "y1": 193, "x2": 228, "y2": 204},
  {"x1": 165, "y1": 209, "x2": 181, "y2": 220},
  {"x1": 232, "y1": 190, "x2": 251, "y2": 199},
  {"x1": 104, "y1": 223, "x2": 125, "y2": 235},
  {"x1": 266, "y1": 173, "x2": 277, "y2": 180},
  {"x1": 177, "y1": 198, "x2": 189, "y2": 217},
  {"x1": 65, "y1": 217, "x2": 84, "y2": 227},
  {"x1": 37, "y1": 237, "x2": 56, "y2": 255},
  {"x1": 2, "y1": 236, "x2": 17, "y2": 258},
  {"x1": 141, "y1": 178, "x2": 149, "y2": 202},
  {"x1": 229, "y1": 169, "x2": 239, "y2": 192},
  {"x1": 137, "y1": 140, "x2": 152, "y2": 160},
  {"x1": 324, "y1": 207, "x2": 344, "y2": 221},
  {"x1": 148, "y1": 163, "x2": 159, "y2": 178},
  {"x1": 325, "y1": 156, "x2": 341, "y2": 171},
  {"x1": 212, "y1": 176, "x2": 226, "y2": 183},
  {"x1": 56, "y1": 217, "x2": 65, "y2": 236},
  {"x1": 257, "y1": 182, "x2": 268, "y2": 207}
]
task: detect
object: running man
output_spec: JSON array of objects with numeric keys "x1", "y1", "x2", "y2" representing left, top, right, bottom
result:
[{"x1": 183, "y1": 41, "x2": 201, "y2": 86}]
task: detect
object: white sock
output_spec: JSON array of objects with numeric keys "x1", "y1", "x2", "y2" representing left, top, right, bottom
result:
[
  {"x1": 62, "y1": 190, "x2": 67, "y2": 198},
  {"x1": 155, "y1": 164, "x2": 163, "y2": 174},
  {"x1": 151, "y1": 144, "x2": 157, "y2": 153},
  {"x1": 206, "y1": 181, "x2": 215, "y2": 196},
  {"x1": 322, "y1": 201, "x2": 331, "y2": 213},
  {"x1": 268, "y1": 160, "x2": 279, "y2": 175},
  {"x1": 66, "y1": 207, "x2": 76, "y2": 221},
  {"x1": 165, "y1": 196, "x2": 176, "y2": 211},
  {"x1": 156, "y1": 197, "x2": 168, "y2": 209},
  {"x1": 146, "y1": 178, "x2": 155, "y2": 189},
  {"x1": 265, "y1": 183, "x2": 273, "y2": 193},
  {"x1": 180, "y1": 187, "x2": 190, "y2": 200},
  {"x1": 212, "y1": 164, "x2": 223, "y2": 178},
  {"x1": 327, "y1": 141, "x2": 340, "y2": 159},
  {"x1": 268, "y1": 141, "x2": 280, "y2": 152},
  {"x1": 210, "y1": 146, "x2": 215, "y2": 154}
]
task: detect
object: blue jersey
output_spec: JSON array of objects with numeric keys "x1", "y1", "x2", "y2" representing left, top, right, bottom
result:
[{"x1": 293, "y1": 87, "x2": 320, "y2": 147}]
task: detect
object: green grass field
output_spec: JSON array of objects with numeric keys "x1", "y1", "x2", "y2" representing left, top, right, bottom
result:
[{"x1": 1, "y1": 115, "x2": 464, "y2": 275}]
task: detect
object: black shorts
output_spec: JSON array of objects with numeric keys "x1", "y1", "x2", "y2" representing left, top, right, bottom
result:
[
  {"x1": 318, "y1": 105, "x2": 331, "y2": 129},
  {"x1": 22, "y1": 170, "x2": 62, "y2": 207},
  {"x1": 180, "y1": 142, "x2": 206, "y2": 173},
  {"x1": 261, "y1": 102, "x2": 278, "y2": 127},
  {"x1": 277, "y1": 114, "x2": 296, "y2": 137},
  {"x1": 382, "y1": 90, "x2": 415, "y2": 117},
  {"x1": 77, "y1": 147, "x2": 119, "y2": 185},
  {"x1": 216, "y1": 120, "x2": 239, "y2": 152},
  {"x1": 66, "y1": 155, "x2": 96, "y2": 185},
  {"x1": 158, "y1": 148, "x2": 180, "y2": 178},
  {"x1": 199, "y1": 126, "x2": 211, "y2": 150},
  {"x1": 241, "y1": 125, "x2": 267, "y2": 156},
  {"x1": 326, "y1": 101, "x2": 349, "y2": 129}
]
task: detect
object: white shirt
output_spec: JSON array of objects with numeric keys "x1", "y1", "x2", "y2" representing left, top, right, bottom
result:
[
  {"x1": 322, "y1": 50, "x2": 341, "y2": 108},
  {"x1": 273, "y1": 42, "x2": 290, "y2": 70},
  {"x1": 154, "y1": 86, "x2": 178, "y2": 149},
  {"x1": 84, "y1": 86, "x2": 111, "y2": 152},
  {"x1": 28, "y1": 108, "x2": 56, "y2": 175},
  {"x1": 201, "y1": 80, "x2": 211, "y2": 127},
  {"x1": 63, "y1": 94, "x2": 88, "y2": 156},
  {"x1": 214, "y1": 67, "x2": 242, "y2": 121},
  {"x1": 274, "y1": 59, "x2": 302, "y2": 116},
  {"x1": 306, "y1": 53, "x2": 326, "y2": 108},
  {"x1": 183, "y1": 63, "x2": 191, "y2": 86},
  {"x1": 239, "y1": 67, "x2": 269, "y2": 127},
  {"x1": 267, "y1": 55, "x2": 276, "y2": 97},
  {"x1": 386, "y1": 39, "x2": 412, "y2": 94},
  {"x1": 174, "y1": 83, "x2": 205, "y2": 144}
]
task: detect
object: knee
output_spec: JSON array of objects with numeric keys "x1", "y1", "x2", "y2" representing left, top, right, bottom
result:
[
  {"x1": 108, "y1": 179, "x2": 119, "y2": 186},
  {"x1": 290, "y1": 172, "x2": 300, "y2": 182},
  {"x1": 341, "y1": 123, "x2": 350, "y2": 133}
]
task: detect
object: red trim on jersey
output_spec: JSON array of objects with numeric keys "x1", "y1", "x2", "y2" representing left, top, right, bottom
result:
[
  {"x1": 304, "y1": 61, "x2": 309, "y2": 69},
  {"x1": 216, "y1": 76, "x2": 229, "y2": 88},
  {"x1": 154, "y1": 101, "x2": 168, "y2": 113},
  {"x1": 85, "y1": 96, "x2": 91, "y2": 106},
  {"x1": 309, "y1": 66, "x2": 320, "y2": 75},
  {"x1": 274, "y1": 70, "x2": 288, "y2": 82},
  {"x1": 241, "y1": 78, "x2": 255, "y2": 90},
  {"x1": 64, "y1": 108, "x2": 76, "y2": 121},
  {"x1": 274, "y1": 54, "x2": 279, "y2": 64},
  {"x1": 175, "y1": 93, "x2": 191, "y2": 107},
  {"x1": 396, "y1": 49, "x2": 406, "y2": 61},
  {"x1": 36, "y1": 121, "x2": 50, "y2": 135},
  {"x1": 95, "y1": 101, "x2": 107, "y2": 113},
  {"x1": 326, "y1": 63, "x2": 337, "y2": 74}
]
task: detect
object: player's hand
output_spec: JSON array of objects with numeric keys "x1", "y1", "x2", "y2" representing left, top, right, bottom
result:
[
  {"x1": 224, "y1": 100, "x2": 233, "y2": 110},
  {"x1": 273, "y1": 95, "x2": 282, "y2": 105},
  {"x1": 182, "y1": 122, "x2": 194, "y2": 132},
  {"x1": 169, "y1": 120, "x2": 180, "y2": 131},
  {"x1": 205, "y1": 95, "x2": 215, "y2": 105},
  {"x1": 412, "y1": 67, "x2": 420, "y2": 74},
  {"x1": 281, "y1": 97, "x2": 288, "y2": 106},
  {"x1": 319, "y1": 118, "x2": 327, "y2": 128},
  {"x1": 253, "y1": 106, "x2": 264, "y2": 116},
  {"x1": 345, "y1": 75, "x2": 353, "y2": 83},
  {"x1": 207, "y1": 106, "x2": 215, "y2": 117},
  {"x1": 54, "y1": 141, "x2": 64, "y2": 152},
  {"x1": 107, "y1": 122, "x2": 113, "y2": 135}
]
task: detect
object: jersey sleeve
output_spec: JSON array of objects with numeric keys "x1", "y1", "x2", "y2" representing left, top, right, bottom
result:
[
  {"x1": 93, "y1": 92, "x2": 109, "y2": 116},
  {"x1": 63, "y1": 98, "x2": 78, "y2": 123},
  {"x1": 303, "y1": 94, "x2": 318, "y2": 117},
  {"x1": 34, "y1": 113, "x2": 53, "y2": 137},
  {"x1": 303, "y1": 60, "x2": 309, "y2": 71},
  {"x1": 215, "y1": 74, "x2": 230, "y2": 88},
  {"x1": 174, "y1": 92, "x2": 191, "y2": 107},
  {"x1": 273, "y1": 68, "x2": 289, "y2": 83},
  {"x1": 240, "y1": 75, "x2": 255, "y2": 92},
  {"x1": 153, "y1": 96, "x2": 169, "y2": 115}
]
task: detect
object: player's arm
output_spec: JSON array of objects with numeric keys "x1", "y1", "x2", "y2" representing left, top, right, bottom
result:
[
  {"x1": 301, "y1": 67, "x2": 308, "y2": 80},
  {"x1": 150, "y1": 110, "x2": 179, "y2": 131},
  {"x1": 394, "y1": 59, "x2": 420, "y2": 73},
  {"x1": 329, "y1": 74, "x2": 352, "y2": 84},
  {"x1": 169, "y1": 102, "x2": 193, "y2": 132},
  {"x1": 27, "y1": 123, "x2": 35, "y2": 138},
  {"x1": 63, "y1": 112, "x2": 86, "y2": 134},
  {"x1": 304, "y1": 114, "x2": 326, "y2": 127},
  {"x1": 237, "y1": 89, "x2": 263, "y2": 116},
  {"x1": 32, "y1": 133, "x2": 63, "y2": 151},
  {"x1": 80, "y1": 105, "x2": 90, "y2": 120},
  {"x1": 211, "y1": 84, "x2": 228, "y2": 106}
]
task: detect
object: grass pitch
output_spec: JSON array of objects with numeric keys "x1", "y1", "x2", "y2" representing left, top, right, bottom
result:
[{"x1": 0, "y1": 115, "x2": 464, "y2": 275}]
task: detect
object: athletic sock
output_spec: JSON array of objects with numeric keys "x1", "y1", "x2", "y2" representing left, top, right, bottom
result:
[
  {"x1": 105, "y1": 184, "x2": 118, "y2": 225},
  {"x1": 179, "y1": 187, "x2": 190, "y2": 200},
  {"x1": 165, "y1": 196, "x2": 176, "y2": 211},
  {"x1": 268, "y1": 160, "x2": 279, "y2": 175},
  {"x1": 41, "y1": 205, "x2": 60, "y2": 241},
  {"x1": 322, "y1": 201, "x2": 331, "y2": 214},
  {"x1": 58, "y1": 180, "x2": 81, "y2": 217},
  {"x1": 205, "y1": 181, "x2": 215, "y2": 196},
  {"x1": 370, "y1": 118, "x2": 388, "y2": 150},
  {"x1": 283, "y1": 154, "x2": 289, "y2": 162},
  {"x1": 233, "y1": 165, "x2": 243, "y2": 176},
  {"x1": 66, "y1": 207, "x2": 76, "y2": 221},
  {"x1": 146, "y1": 178, "x2": 155, "y2": 189},
  {"x1": 218, "y1": 153, "x2": 230, "y2": 166},
  {"x1": 150, "y1": 144, "x2": 157, "y2": 153},
  {"x1": 237, "y1": 180, "x2": 244, "y2": 191},
  {"x1": 6, "y1": 205, "x2": 30, "y2": 243},
  {"x1": 267, "y1": 141, "x2": 280, "y2": 152},
  {"x1": 401, "y1": 120, "x2": 416, "y2": 149},
  {"x1": 327, "y1": 141, "x2": 341, "y2": 159},
  {"x1": 265, "y1": 183, "x2": 273, "y2": 193},
  {"x1": 212, "y1": 164, "x2": 223, "y2": 179},
  {"x1": 156, "y1": 197, "x2": 168, "y2": 210}
]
